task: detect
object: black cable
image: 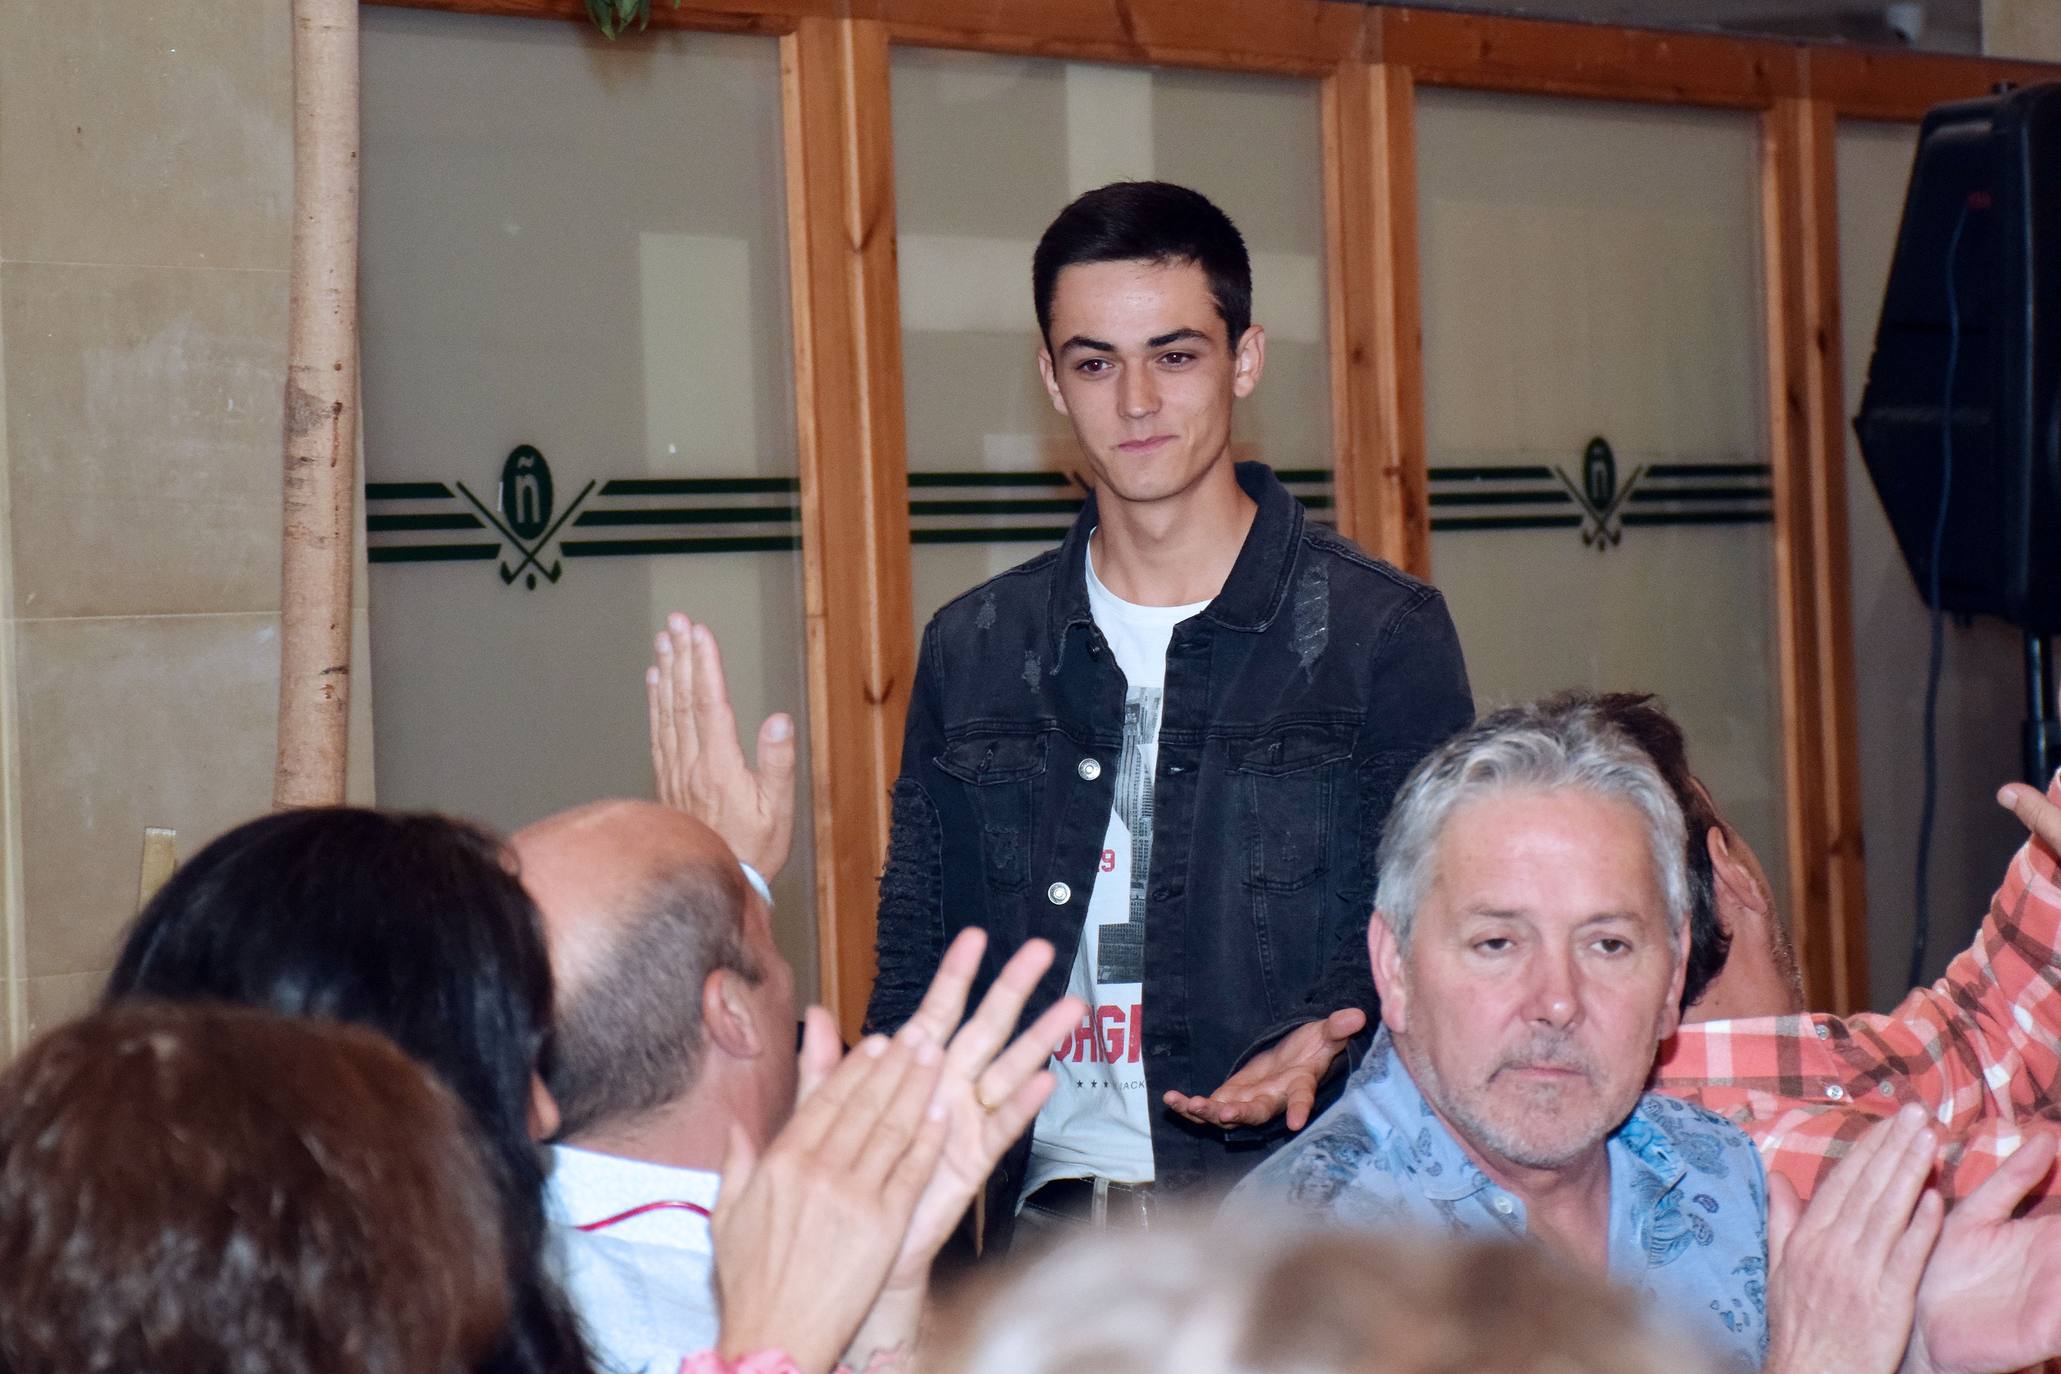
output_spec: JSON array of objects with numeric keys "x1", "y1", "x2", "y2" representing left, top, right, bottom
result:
[{"x1": 1911, "y1": 198, "x2": 1974, "y2": 992}]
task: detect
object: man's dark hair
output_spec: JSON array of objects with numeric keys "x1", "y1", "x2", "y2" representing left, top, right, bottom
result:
[
  {"x1": 103, "y1": 807, "x2": 596, "y2": 1374},
  {"x1": 1565, "y1": 692, "x2": 1733, "y2": 1012},
  {"x1": 545, "y1": 858, "x2": 761, "y2": 1140},
  {"x1": 1032, "y1": 181, "x2": 1253, "y2": 348},
  {"x1": 0, "y1": 1002, "x2": 509, "y2": 1374}
]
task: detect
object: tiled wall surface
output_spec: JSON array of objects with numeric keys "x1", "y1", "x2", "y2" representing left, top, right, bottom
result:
[{"x1": 0, "y1": 1, "x2": 371, "y2": 1053}]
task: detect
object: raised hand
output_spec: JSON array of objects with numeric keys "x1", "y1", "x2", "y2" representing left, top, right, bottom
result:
[
  {"x1": 1998, "y1": 778, "x2": 2061, "y2": 859},
  {"x1": 646, "y1": 613, "x2": 797, "y2": 878},
  {"x1": 1904, "y1": 1131, "x2": 2061, "y2": 1374},
  {"x1": 886, "y1": 927, "x2": 1082, "y2": 1285},
  {"x1": 711, "y1": 1030, "x2": 948, "y2": 1374},
  {"x1": 1162, "y1": 1007, "x2": 1366, "y2": 1131},
  {"x1": 1762, "y1": 1105, "x2": 1943, "y2": 1374}
]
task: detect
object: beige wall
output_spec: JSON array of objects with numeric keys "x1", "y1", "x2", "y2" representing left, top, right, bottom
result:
[
  {"x1": 0, "y1": 2, "x2": 371, "y2": 1055},
  {"x1": 1984, "y1": 0, "x2": 2061, "y2": 58}
]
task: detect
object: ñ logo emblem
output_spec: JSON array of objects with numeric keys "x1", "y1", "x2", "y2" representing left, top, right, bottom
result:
[
  {"x1": 455, "y1": 445, "x2": 594, "y2": 589},
  {"x1": 1554, "y1": 437, "x2": 1645, "y2": 550}
]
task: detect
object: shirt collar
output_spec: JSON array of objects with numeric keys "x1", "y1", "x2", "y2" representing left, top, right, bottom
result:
[
  {"x1": 1047, "y1": 461, "x2": 1303, "y2": 664},
  {"x1": 547, "y1": 1144, "x2": 721, "y2": 1243},
  {"x1": 1349, "y1": 1031, "x2": 1498, "y2": 1203}
]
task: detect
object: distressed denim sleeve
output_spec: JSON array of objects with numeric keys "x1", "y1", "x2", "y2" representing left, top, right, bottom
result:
[
  {"x1": 1239, "y1": 590, "x2": 1476, "y2": 1066},
  {"x1": 864, "y1": 626, "x2": 949, "y2": 1037}
]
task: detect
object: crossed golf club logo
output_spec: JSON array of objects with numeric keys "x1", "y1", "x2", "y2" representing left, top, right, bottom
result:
[
  {"x1": 454, "y1": 445, "x2": 593, "y2": 589},
  {"x1": 1553, "y1": 437, "x2": 1645, "y2": 550}
]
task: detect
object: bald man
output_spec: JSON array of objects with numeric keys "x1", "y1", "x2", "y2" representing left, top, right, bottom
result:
[{"x1": 516, "y1": 800, "x2": 798, "y2": 1374}]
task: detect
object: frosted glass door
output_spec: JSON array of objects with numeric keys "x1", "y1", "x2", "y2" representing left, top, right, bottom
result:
[
  {"x1": 1417, "y1": 90, "x2": 1791, "y2": 910},
  {"x1": 361, "y1": 11, "x2": 817, "y2": 988}
]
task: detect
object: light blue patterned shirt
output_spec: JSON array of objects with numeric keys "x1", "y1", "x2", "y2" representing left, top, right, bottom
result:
[{"x1": 1224, "y1": 1031, "x2": 1769, "y2": 1369}]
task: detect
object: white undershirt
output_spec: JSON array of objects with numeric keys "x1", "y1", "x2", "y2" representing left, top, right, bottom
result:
[{"x1": 1021, "y1": 545, "x2": 1209, "y2": 1200}]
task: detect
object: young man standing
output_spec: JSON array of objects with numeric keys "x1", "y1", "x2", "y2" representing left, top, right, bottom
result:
[{"x1": 863, "y1": 181, "x2": 1474, "y2": 1246}]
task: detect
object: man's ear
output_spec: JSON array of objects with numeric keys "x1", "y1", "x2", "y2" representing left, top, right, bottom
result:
[
  {"x1": 1037, "y1": 346, "x2": 1070, "y2": 415},
  {"x1": 703, "y1": 968, "x2": 766, "y2": 1061},
  {"x1": 528, "y1": 1074, "x2": 561, "y2": 1142},
  {"x1": 1708, "y1": 827, "x2": 1765, "y2": 915},
  {"x1": 1658, "y1": 923, "x2": 1691, "y2": 1042},
  {"x1": 1368, "y1": 911, "x2": 1409, "y2": 1035},
  {"x1": 1231, "y1": 324, "x2": 1267, "y2": 399}
]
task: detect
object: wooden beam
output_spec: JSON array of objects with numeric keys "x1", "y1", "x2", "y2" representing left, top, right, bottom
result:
[
  {"x1": 1377, "y1": 6, "x2": 1801, "y2": 109},
  {"x1": 1323, "y1": 60, "x2": 1429, "y2": 578},
  {"x1": 782, "y1": 15, "x2": 915, "y2": 1041},
  {"x1": 1807, "y1": 46, "x2": 2058, "y2": 122},
  {"x1": 371, "y1": 0, "x2": 825, "y2": 30},
  {"x1": 1761, "y1": 97, "x2": 1869, "y2": 1014},
  {"x1": 871, "y1": 0, "x2": 1362, "y2": 75}
]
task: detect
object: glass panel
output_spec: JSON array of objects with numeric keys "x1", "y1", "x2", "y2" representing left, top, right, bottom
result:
[
  {"x1": 1837, "y1": 120, "x2": 2023, "y2": 1005},
  {"x1": 890, "y1": 50, "x2": 1331, "y2": 630},
  {"x1": 1417, "y1": 90, "x2": 1790, "y2": 910},
  {"x1": 360, "y1": 10, "x2": 817, "y2": 990}
]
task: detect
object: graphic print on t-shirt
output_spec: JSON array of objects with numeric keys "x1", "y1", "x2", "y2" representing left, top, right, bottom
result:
[
  {"x1": 1097, "y1": 687, "x2": 1159, "y2": 985},
  {"x1": 1021, "y1": 551, "x2": 1204, "y2": 1201}
]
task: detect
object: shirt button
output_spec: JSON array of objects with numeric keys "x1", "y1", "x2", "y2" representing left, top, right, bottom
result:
[
  {"x1": 1493, "y1": 1197, "x2": 1515, "y2": 1215},
  {"x1": 1814, "y1": 1024, "x2": 1830, "y2": 1040},
  {"x1": 1046, "y1": 881, "x2": 1072, "y2": 906},
  {"x1": 1824, "y1": 1084, "x2": 1846, "y2": 1101},
  {"x1": 1878, "y1": 1081, "x2": 1895, "y2": 1097},
  {"x1": 1077, "y1": 757, "x2": 1102, "y2": 781}
]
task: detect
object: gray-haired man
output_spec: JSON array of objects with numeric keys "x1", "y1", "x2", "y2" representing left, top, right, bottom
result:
[{"x1": 1221, "y1": 698, "x2": 2061, "y2": 1374}]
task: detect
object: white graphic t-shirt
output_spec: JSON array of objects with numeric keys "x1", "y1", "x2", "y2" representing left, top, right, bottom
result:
[{"x1": 1022, "y1": 546, "x2": 1210, "y2": 1201}]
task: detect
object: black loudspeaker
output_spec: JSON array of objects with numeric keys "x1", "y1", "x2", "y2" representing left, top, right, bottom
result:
[{"x1": 1853, "y1": 82, "x2": 2061, "y2": 635}]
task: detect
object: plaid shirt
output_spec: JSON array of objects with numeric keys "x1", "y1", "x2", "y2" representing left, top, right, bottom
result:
[{"x1": 1652, "y1": 777, "x2": 2061, "y2": 1211}]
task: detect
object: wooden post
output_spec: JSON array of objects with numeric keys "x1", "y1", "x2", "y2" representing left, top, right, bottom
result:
[
  {"x1": 1323, "y1": 57, "x2": 1430, "y2": 577},
  {"x1": 275, "y1": 0, "x2": 362, "y2": 810},
  {"x1": 1762, "y1": 96, "x2": 1870, "y2": 1012},
  {"x1": 782, "y1": 16, "x2": 915, "y2": 1039}
]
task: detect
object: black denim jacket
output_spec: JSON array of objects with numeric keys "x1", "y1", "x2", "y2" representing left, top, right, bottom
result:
[{"x1": 864, "y1": 463, "x2": 1473, "y2": 1238}]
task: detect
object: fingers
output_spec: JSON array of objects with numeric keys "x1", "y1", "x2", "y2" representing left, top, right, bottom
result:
[
  {"x1": 1885, "y1": 1188, "x2": 1945, "y2": 1292},
  {"x1": 1999, "y1": 781, "x2": 2061, "y2": 857},
  {"x1": 942, "y1": 937, "x2": 1054, "y2": 1081},
  {"x1": 1850, "y1": 1115, "x2": 1939, "y2": 1261},
  {"x1": 970, "y1": 994, "x2": 1082, "y2": 1142},
  {"x1": 880, "y1": 1097, "x2": 952, "y2": 1219},
  {"x1": 1956, "y1": 1130, "x2": 2060, "y2": 1227},
  {"x1": 847, "y1": 1039, "x2": 945, "y2": 1187},
  {"x1": 646, "y1": 663, "x2": 673, "y2": 805},
  {"x1": 663, "y1": 615, "x2": 702, "y2": 765},
  {"x1": 688, "y1": 621, "x2": 747, "y2": 775},
  {"x1": 1767, "y1": 1173, "x2": 1801, "y2": 1270},
  {"x1": 754, "y1": 712, "x2": 799, "y2": 858},
  {"x1": 1322, "y1": 1007, "x2": 1369, "y2": 1042},
  {"x1": 795, "y1": 1006, "x2": 843, "y2": 1104},
  {"x1": 1284, "y1": 1079, "x2": 1317, "y2": 1131},
  {"x1": 980, "y1": 1069, "x2": 1057, "y2": 1159},
  {"x1": 901, "y1": 927, "x2": 988, "y2": 1048},
  {"x1": 784, "y1": 1033, "x2": 894, "y2": 1155}
]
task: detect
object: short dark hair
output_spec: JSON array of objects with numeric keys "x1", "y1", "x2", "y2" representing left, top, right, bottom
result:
[
  {"x1": 546, "y1": 858, "x2": 760, "y2": 1140},
  {"x1": 1570, "y1": 692, "x2": 1733, "y2": 1012},
  {"x1": 0, "y1": 1002, "x2": 509, "y2": 1374},
  {"x1": 1032, "y1": 181, "x2": 1252, "y2": 348},
  {"x1": 102, "y1": 807, "x2": 594, "y2": 1374}
]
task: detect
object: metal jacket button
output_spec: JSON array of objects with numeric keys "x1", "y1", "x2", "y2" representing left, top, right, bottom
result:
[
  {"x1": 1077, "y1": 757, "x2": 1101, "y2": 781},
  {"x1": 1047, "y1": 881, "x2": 1071, "y2": 905}
]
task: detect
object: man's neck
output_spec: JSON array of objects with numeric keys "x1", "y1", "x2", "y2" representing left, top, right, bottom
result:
[
  {"x1": 1480, "y1": 1145, "x2": 1614, "y2": 1276},
  {"x1": 1089, "y1": 457, "x2": 1256, "y2": 606},
  {"x1": 567, "y1": 1096, "x2": 739, "y2": 1176}
]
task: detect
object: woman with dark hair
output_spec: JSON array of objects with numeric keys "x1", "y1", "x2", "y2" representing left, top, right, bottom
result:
[{"x1": 103, "y1": 807, "x2": 594, "y2": 1374}]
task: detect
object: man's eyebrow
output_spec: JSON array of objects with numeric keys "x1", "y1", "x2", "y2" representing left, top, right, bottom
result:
[
  {"x1": 1147, "y1": 328, "x2": 1211, "y2": 349},
  {"x1": 1058, "y1": 335, "x2": 1115, "y2": 354}
]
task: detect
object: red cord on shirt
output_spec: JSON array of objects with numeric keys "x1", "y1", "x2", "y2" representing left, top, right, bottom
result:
[{"x1": 577, "y1": 1199, "x2": 713, "y2": 1232}]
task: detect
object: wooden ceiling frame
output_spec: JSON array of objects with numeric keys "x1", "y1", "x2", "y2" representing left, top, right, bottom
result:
[{"x1": 371, "y1": 0, "x2": 2059, "y2": 1023}]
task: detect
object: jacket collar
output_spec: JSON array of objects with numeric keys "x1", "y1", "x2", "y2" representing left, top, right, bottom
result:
[{"x1": 1047, "y1": 460, "x2": 1303, "y2": 655}]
